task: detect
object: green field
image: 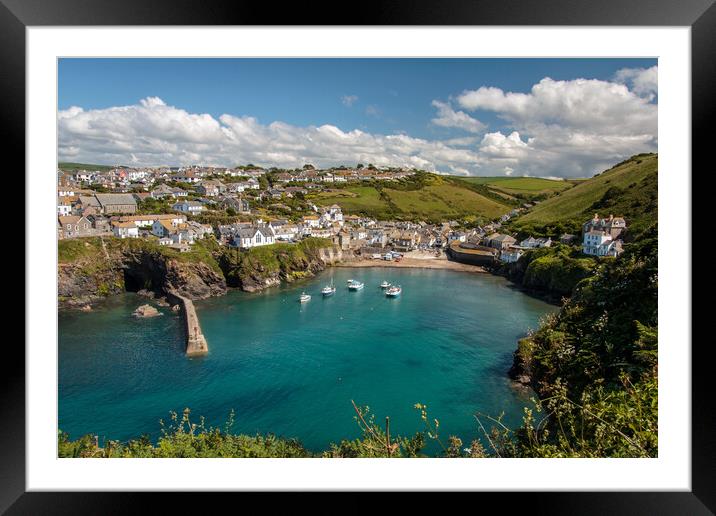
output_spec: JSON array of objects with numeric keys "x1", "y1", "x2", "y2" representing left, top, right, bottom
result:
[
  {"x1": 512, "y1": 153, "x2": 658, "y2": 236},
  {"x1": 58, "y1": 162, "x2": 117, "y2": 172},
  {"x1": 452, "y1": 176, "x2": 574, "y2": 201},
  {"x1": 309, "y1": 176, "x2": 511, "y2": 221},
  {"x1": 384, "y1": 183, "x2": 508, "y2": 220},
  {"x1": 311, "y1": 186, "x2": 387, "y2": 212}
]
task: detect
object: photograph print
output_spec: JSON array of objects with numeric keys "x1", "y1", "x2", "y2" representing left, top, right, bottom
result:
[{"x1": 57, "y1": 57, "x2": 658, "y2": 459}]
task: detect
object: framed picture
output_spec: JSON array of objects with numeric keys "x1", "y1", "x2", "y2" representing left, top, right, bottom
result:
[{"x1": 8, "y1": 0, "x2": 712, "y2": 511}]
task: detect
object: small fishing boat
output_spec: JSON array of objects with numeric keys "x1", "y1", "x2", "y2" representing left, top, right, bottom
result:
[
  {"x1": 386, "y1": 285, "x2": 402, "y2": 297},
  {"x1": 321, "y1": 279, "x2": 336, "y2": 296},
  {"x1": 348, "y1": 281, "x2": 364, "y2": 291},
  {"x1": 380, "y1": 280, "x2": 391, "y2": 289},
  {"x1": 299, "y1": 292, "x2": 311, "y2": 303}
]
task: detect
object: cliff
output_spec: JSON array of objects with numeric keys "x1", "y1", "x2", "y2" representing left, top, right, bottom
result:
[
  {"x1": 217, "y1": 238, "x2": 352, "y2": 292},
  {"x1": 58, "y1": 237, "x2": 345, "y2": 307},
  {"x1": 490, "y1": 243, "x2": 598, "y2": 302},
  {"x1": 504, "y1": 225, "x2": 658, "y2": 456},
  {"x1": 58, "y1": 238, "x2": 226, "y2": 308}
]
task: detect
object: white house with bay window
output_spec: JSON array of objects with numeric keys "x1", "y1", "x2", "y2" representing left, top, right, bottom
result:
[{"x1": 232, "y1": 225, "x2": 276, "y2": 249}]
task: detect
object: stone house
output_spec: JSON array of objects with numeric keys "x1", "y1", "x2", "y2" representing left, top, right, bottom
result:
[
  {"x1": 486, "y1": 233, "x2": 517, "y2": 250},
  {"x1": 58, "y1": 215, "x2": 92, "y2": 239},
  {"x1": 94, "y1": 193, "x2": 138, "y2": 214}
]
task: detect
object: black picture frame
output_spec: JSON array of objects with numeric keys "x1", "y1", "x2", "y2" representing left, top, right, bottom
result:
[{"x1": 6, "y1": 0, "x2": 712, "y2": 512}]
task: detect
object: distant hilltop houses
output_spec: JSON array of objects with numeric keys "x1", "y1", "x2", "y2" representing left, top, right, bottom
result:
[{"x1": 57, "y1": 163, "x2": 415, "y2": 190}]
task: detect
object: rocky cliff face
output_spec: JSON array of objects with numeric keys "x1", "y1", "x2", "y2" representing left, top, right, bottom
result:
[
  {"x1": 220, "y1": 244, "x2": 354, "y2": 293},
  {"x1": 58, "y1": 261, "x2": 125, "y2": 308},
  {"x1": 58, "y1": 237, "x2": 345, "y2": 307},
  {"x1": 122, "y1": 249, "x2": 226, "y2": 300},
  {"x1": 58, "y1": 244, "x2": 226, "y2": 308}
]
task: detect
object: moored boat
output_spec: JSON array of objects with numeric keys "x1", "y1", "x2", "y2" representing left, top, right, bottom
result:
[
  {"x1": 348, "y1": 281, "x2": 364, "y2": 290},
  {"x1": 380, "y1": 281, "x2": 391, "y2": 289},
  {"x1": 322, "y1": 279, "x2": 336, "y2": 296},
  {"x1": 299, "y1": 292, "x2": 311, "y2": 303},
  {"x1": 386, "y1": 285, "x2": 402, "y2": 297}
]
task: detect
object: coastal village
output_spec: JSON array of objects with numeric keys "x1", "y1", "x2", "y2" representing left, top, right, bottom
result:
[{"x1": 57, "y1": 163, "x2": 627, "y2": 265}]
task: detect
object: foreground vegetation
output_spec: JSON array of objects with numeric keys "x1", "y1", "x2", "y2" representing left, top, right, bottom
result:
[{"x1": 507, "y1": 223, "x2": 658, "y2": 457}]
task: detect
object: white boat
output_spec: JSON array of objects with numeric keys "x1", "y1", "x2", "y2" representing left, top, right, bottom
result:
[
  {"x1": 348, "y1": 281, "x2": 364, "y2": 290},
  {"x1": 299, "y1": 292, "x2": 311, "y2": 303},
  {"x1": 386, "y1": 285, "x2": 402, "y2": 297},
  {"x1": 380, "y1": 281, "x2": 391, "y2": 289},
  {"x1": 321, "y1": 279, "x2": 336, "y2": 296}
]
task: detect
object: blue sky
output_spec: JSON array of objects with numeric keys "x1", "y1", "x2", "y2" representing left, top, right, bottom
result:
[{"x1": 58, "y1": 58, "x2": 658, "y2": 177}]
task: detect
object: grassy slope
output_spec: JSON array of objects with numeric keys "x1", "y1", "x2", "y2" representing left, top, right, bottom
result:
[
  {"x1": 58, "y1": 236, "x2": 223, "y2": 274},
  {"x1": 384, "y1": 183, "x2": 508, "y2": 220},
  {"x1": 58, "y1": 162, "x2": 116, "y2": 172},
  {"x1": 312, "y1": 186, "x2": 387, "y2": 213},
  {"x1": 512, "y1": 153, "x2": 657, "y2": 235},
  {"x1": 311, "y1": 174, "x2": 511, "y2": 221},
  {"x1": 456, "y1": 176, "x2": 572, "y2": 191}
]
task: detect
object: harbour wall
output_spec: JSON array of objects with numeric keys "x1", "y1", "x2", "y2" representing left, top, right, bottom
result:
[
  {"x1": 167, "y1": 290, "x2": 208, "y2": 356},
  {"x1": 446, "y1": 241, "x2": 498, "y2": 267}
]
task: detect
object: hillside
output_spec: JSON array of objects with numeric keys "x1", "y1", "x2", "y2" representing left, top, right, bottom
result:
[
  {"x1": 451, "y1": 176, "x2": 575, "y2": 202},
  {"x1": 310, "y1": 172, "x2": 511, "y2": 222},
  {"x1": 511, "y1": 153, "x2": 657, "y2": 237},
  {"x1": 58, "y1": 162, "x2": 117, "y2": 172},
  {"x1": 505, "y1": 224, "x2": 658, "y2": 457}
]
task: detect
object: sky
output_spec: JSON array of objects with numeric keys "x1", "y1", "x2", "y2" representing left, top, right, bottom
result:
[{"x1": 58, "y1": 58, "x2": 658, "y2": 178}]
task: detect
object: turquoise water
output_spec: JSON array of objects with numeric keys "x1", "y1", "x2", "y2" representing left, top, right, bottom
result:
[{"x1": 58, "y1": 267, "x2": 557, "y2": 455}]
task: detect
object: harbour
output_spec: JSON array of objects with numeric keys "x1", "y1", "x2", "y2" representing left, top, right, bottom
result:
[{"x1": 58, "y1": 267, "x2": 558, "y2": 455}]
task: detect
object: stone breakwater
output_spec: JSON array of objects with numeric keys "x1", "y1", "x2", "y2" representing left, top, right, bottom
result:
[{"x1": 167, "y1": 290, "x2": 208, "y2": 356}]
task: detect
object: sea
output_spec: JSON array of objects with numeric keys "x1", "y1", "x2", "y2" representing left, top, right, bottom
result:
[{"x1": 58, "y1": 267, "x2": 558, "y2": 455}]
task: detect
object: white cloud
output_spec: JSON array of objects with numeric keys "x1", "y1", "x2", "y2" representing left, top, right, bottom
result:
[
  {"x1": 614, "y1": 65, "x2": 658, "y2": 100},
  {"x1": 457, "y1": 77, "x2": 656, "y2": 135},
  {"x1": 341, "y1": 95, "x2": 358, "y2": 107},
  {"x1": 59, "y1": 97, "x2": 490, "y2": 173},
  {"x1": 59, "y1": 68, "x2": 658, "y2": 179},
  {"x1": 453, "y1": 74, "x2": 657, "y2": 177},
  {"x1": 479, "y1": 131, "x2": 529, "y2": 159},
  {"x1": 430, "y1": 100, "x2": 486, "y2": 134}
]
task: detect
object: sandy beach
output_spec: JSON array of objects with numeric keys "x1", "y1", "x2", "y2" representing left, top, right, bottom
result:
[{"x1": 335, "y1": 251, "x2": 486, "y2": 273}]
